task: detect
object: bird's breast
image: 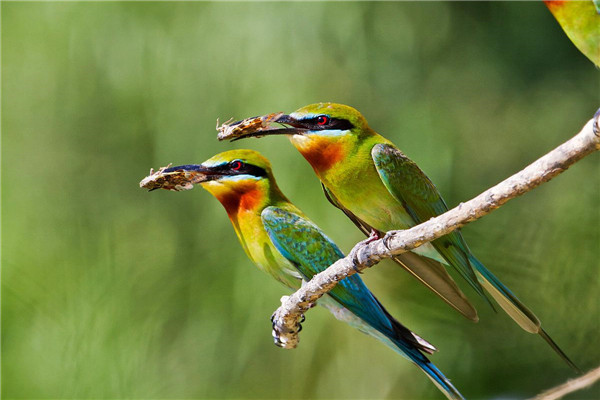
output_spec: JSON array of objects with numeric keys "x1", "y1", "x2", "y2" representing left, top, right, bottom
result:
[
  {"x1": 324, "y1": 151, "x2": 415, "y2": 231},
  {"x1": 231, "y1": 210, "x2": 302, "y2": 289}
]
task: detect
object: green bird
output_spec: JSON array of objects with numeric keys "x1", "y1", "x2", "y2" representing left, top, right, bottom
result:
[
  {"x1": 220, "y1": 103, "x2": 579, "y2": 371},
  {"x1": 142, "y1": 149, "x2": 465, "y2": 400}
]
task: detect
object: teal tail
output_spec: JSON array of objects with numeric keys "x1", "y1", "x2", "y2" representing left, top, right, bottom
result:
[
  {"x1": 402, "y1": 347, "x2": 465, "y2": 400},
  {"x1": 469, "y1": 254, "x2": 580, "y2": 373},
  {"x1": 369, "y1": 304, "x2": 465, "y2": 399},
  {"x1": 374, "y1": 312, "x2": 464, "y2": 399}
]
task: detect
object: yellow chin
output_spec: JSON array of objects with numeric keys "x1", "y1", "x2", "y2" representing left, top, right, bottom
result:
[{"x1": 200, "y1": 180, "x2": 228, "y2": 198}]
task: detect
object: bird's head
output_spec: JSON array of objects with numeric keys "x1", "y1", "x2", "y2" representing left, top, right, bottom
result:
[
  {"x1": 282, "y1": 103, "x2": 370, "y2": 134},
  {"x1": 141, "y1": 149, "x2": 284, "y2": 216},
  {"x1": 218, "y1": 103, "x2": 373, "y2": 174},
  {"x1": 281, "y1": 103, "x2": 374, "y2": 173}
]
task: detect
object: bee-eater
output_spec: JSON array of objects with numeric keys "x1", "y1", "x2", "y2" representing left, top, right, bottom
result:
[
  {"x1": 220, "y1": 103, "x2": 578, "y2": 371},
  {"x1": 142, "y1": 149, "x2": 465, "y2": 400}
]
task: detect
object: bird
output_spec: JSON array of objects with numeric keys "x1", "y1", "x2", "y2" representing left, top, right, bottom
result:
[
  {"x1": 142, "y1": 149, "x2": 466, "y2": 400},
  {"x1": 221, "y1": 102, "x2": 579, "y2": 372}
]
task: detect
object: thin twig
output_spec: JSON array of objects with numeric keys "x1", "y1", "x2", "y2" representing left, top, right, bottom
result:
[
  {"x1": 530, "y1": 366, "x2": 600, "y2": 400},
  {"x1": 270, "y1": 109, "x2": 600, "y2": 350}
]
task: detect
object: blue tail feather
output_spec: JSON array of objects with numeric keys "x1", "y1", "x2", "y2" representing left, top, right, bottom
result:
[
  {"x1": 420, "y1": 361, "x2": 465, "y2": 400},
  {"x1": 393, "y1": 339, "x2": 465, "y2": 400}
]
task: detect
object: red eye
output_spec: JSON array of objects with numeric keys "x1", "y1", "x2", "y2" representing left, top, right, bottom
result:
[
  {"x1": 231, "y1": 160, "x2": 243, "y2": 170},
  {"x1": 317, "y1": 115, "x2": 329, "y2": 125}
]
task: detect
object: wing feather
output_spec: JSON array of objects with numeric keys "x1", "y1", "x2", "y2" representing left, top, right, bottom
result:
[{"x1": 371, "y1": 143, "x2": 489, "y2": 301}]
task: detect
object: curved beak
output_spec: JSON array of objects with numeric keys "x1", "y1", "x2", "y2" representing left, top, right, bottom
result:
[
  {"x1": 140, "y1": 164, "x2": 221, "y2": 192},
  {"x1": 217, "y1": 113, "x2": 308, "y2": 142}
]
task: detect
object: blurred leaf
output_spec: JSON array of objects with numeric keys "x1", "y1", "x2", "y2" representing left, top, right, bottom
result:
[{"x1": 544, "y1": 0, "x2": 600, "y2": 66}]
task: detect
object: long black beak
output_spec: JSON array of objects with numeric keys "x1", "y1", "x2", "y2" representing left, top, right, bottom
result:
[
  {"x1": 273, "y1": 114, "x2": 300, "y2": 126},
  {"x1": 217, "y1": 113, "x2": 308, "y2": 142},
  {"x1": 140, "y1": 164, "x2": 221, "y2": 192}
]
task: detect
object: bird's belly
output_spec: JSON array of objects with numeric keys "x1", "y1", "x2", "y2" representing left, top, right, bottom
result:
[
  {"x1": 235, "y1": 213, "x2": 302, "y2": 289},
  {"x1": 327, "y1": 173, "x2": 447, "y2": 264},
  {"x1": 331, "y1": 184, "x2": 446, "y2": 264},
  {"x1": 246, "y1": 240, "x2": 302, "y2": 289},
  {"x1": 331, "y1": 175, "x2": 414, "y2": 232},
  {"x1": 354, "y1": 197, "x2": 413, "y2": 231}
]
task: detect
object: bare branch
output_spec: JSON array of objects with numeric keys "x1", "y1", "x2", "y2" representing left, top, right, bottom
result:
[
  {"x1": 530, "y1": 366, "x2": 600, "y2": 400},
  {"x1": 270, "y1": 109, "x2": 600, "y2": 350}
]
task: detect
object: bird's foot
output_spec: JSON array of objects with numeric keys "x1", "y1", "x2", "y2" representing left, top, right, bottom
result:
[
  {"x1": 347, "y1": 230, "x2": 385, "y2": 273},
  {"x1": 353, "y1": 229, "x2": 381, "y2": 248},
  {"x1": 366, "y1": 229, "x2": 381, "y2": 243}
]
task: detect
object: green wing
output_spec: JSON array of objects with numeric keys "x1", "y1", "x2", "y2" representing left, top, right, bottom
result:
[
  {"x1": 372, "y1": 143, "x2": 489, "y2": 301},
  {"x1": 261, "y1": 206, "x2": 433, "y2": 353},
  {"x1": 321, "y1": 184, "x2": 478, "y2": 321}
]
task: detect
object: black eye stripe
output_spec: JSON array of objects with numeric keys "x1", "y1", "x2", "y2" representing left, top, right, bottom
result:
[
  {"x1": 236, "y1": 163, "x2": 267, "y2": 177},
  {"x1": 300, "y1": 116, "x2": 353, "y2": 131},
  {"x1": 225, "y1": 161, "x2": 268, "y2": 178}
]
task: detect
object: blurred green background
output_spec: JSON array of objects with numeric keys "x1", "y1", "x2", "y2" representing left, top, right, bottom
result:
[{"x1": 2, "y1": 2, "x2": 598, "y2": 399}]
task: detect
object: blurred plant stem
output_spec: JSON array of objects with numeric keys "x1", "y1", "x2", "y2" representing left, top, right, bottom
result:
[{"x1": 531, "y1": 366, "x2": 600, "y2": 400}]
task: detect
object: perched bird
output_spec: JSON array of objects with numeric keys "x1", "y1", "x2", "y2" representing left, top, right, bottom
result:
[
  {"x1": 142, "y1": 149, "x2": 465, "y2": 400},
  {"x1": 220, "y1": 103, "x2": 579, "y2": 371}
]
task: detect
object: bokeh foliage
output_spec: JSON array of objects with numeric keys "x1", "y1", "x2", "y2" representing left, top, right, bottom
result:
[{"x1": 2, "y1": 2, "x2": 598, "y2": 399}]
